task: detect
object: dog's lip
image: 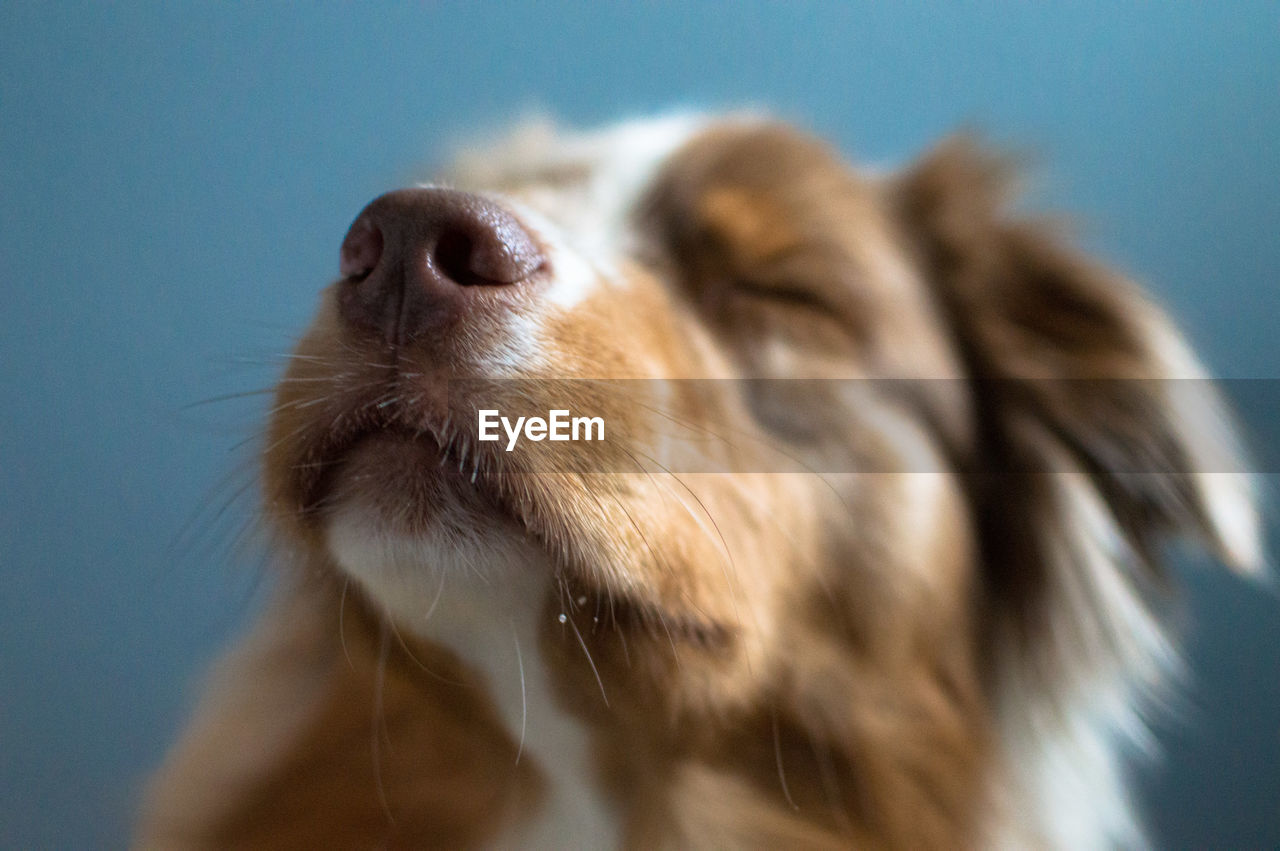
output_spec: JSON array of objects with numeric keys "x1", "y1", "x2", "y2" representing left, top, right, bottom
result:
[
  {"x1": 295, "y1": 400, "x2": 534, "y2": 535},
  {"x1": 295, "y1": 412, "x2": 450, "y2": 518}
]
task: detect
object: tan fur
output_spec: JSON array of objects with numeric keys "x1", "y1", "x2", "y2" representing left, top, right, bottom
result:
[
  {"x1": 139, "y1": 580, "x2": 543, "y2": 850},
  {"x1": 139, "y1": 116, "x2": 1259, "y2": 848}
]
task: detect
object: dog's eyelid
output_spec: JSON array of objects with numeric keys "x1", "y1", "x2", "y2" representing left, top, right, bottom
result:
[{"x1": 731, "y1": 278, "x2": 834, "y2": 315}]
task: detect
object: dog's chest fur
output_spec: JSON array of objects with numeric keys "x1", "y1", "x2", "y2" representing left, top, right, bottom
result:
[{"x1": 327, "y1": 505, "x2": 618, "y2": 848}]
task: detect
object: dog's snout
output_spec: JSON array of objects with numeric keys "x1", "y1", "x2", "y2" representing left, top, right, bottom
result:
[{"x1": 337, "y1": 188, "x2": 545, "y2": 342}]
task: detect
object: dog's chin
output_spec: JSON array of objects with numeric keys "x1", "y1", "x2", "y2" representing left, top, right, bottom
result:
[
  {"x1": 317, "y1": 428, "x2": 728, "y2": 654},
  {"x1": 320, "y1": 431, "x2": 490, "y2": 533},
  {"x1": 316, "y1": 431, "x2": 535, "y2": 607},
  {"x1": 323, "y1": 468, "x2": 546, "y2": 628}
]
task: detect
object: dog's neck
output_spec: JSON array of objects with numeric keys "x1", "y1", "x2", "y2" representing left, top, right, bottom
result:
[
  {"x1": 326, "y1": 505, "x2": 618, "y2": 848},
  {"x1": 420, "y1": 553, "x2": 617, "y2": 850}
]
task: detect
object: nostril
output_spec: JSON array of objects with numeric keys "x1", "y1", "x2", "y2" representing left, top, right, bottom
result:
[
  {"x1": 340, "y1": 219, "x2": 383, "y2": 280},
  {"x1": 468, "y1": 214, "x2": 546, "y2": 284},
  {"x1": 433, "y1": 216, "x2": 545, "y2": 287},
  {"x1": 433, "y1": 229, "x2": 485, "y2": 286}
]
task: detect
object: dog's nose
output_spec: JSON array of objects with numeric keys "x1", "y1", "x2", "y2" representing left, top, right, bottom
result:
[{"x1": 336, "y1": 188, "x2": 545, "y2": 343}]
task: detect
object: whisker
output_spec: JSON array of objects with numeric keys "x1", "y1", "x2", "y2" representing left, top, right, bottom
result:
[
  {"x1": 772, "y1": 707, "x2": 799, "y2": 811},
  {"x1": 339, "y1": 577, "x2": 355, "y2": 671},
  {"x1": 627, "y1": 448, "x2": 744, "y2": 635},
  {"x1": 177, "y1": 388, "x2": 277, "y2": 411},
  {"x1": 386, "y1": 608, "x2": 468, "y2": 687},
  {"x1": 654, "y1": 608, "x2": 683, "y2": 671},
  {"x1": 567, "y1": 611, "x2": 609, "y2": 708},
  {"x1": 808, "y1": 728, "x2": 853, "y2": 836},
  {"x1": 511, "y1": 620, "x2": 527, "y2": 765},
  {"x1": 567, "y1": 472, "x2": 686, "y2": 667},
  {"x1": 168, "y1": 454, "x2": 260, "y2": 565},
  {"x1": 371, "y1": 624, "x2": 396, "y2": 826},
  {"x1": 423, "y1": 569, "x2": 448, "y2": 624}
]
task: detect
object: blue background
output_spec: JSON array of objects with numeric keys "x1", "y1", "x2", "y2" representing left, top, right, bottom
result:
[{"x1": 2, "y1": 3, "x2": 1277, "y2": 847}]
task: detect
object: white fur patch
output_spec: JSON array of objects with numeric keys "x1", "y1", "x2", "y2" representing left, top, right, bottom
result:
[
  {"x1": 992, "y1": 464, "x2": 1177, "y2": 850},
  {"x1": 326, "y1": 501, "x2": 619, "y2": 850},
  {"x1": 1145, "y1": 318, "x2": 1263, "y2": 571},
  {"x1": 448, "y1": 113, "x2": 717, "y2": 310}
]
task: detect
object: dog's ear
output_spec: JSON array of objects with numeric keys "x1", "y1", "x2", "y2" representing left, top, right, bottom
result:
[{"x1": 889, "y1": 138, "x2": 1263, "y2": 718}]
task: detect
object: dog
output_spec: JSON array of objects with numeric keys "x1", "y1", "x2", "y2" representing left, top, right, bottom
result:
[{"x1": 137, "y1": 113, "x2": 1261, "y2": 849}]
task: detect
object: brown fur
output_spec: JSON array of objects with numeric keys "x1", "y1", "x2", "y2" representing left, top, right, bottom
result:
[{"x1": 139, "y1": 117, "x2": 1258, "y2": 848}]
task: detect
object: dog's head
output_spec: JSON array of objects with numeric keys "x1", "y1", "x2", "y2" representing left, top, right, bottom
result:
[{"x1": 261, "y1": 115, "x2": 1260, "y2": 845}]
